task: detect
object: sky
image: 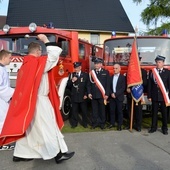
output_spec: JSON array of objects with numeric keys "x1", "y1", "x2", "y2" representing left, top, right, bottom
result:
[
  {"x1": 120, "y1": 0, "x2": 150, "y2": 32},
  {"x1": 0, "y1": 0, "x2": 149, "y2": 32}
]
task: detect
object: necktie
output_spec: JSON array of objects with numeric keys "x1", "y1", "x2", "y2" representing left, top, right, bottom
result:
[{"x1": 158, "y1": 69, "x2": 161, "y2": 74}]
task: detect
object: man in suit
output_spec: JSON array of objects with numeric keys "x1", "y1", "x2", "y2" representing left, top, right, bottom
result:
[
  {"x1": 87, "y1": 57, "x2": 110, "y2": 129},
  {"x1": 108, "y1": 64, "x2": 126, "y2": 131},
  {"x1": 126, "y1": 56, "x2": 147, "y2": 132},
  {"x1": 148, "y1": 55, "x2": 170, "y2": 135},
  {"x1": 67, "y1": 62, "x2": 88, "y2": 128}
]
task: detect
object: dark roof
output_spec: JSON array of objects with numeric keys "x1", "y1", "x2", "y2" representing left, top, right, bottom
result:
[
  {"x1": 0, "y1": 16, "x2": 7, "y2": 29},
  {"x1": 6, "y1": 0, "x2": 134, "y2": 33}
]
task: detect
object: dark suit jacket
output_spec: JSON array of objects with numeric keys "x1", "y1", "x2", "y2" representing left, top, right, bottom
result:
[
  {"x1": 87, "y1": 68, "x2": 110, "y2": 99},
  {"x1": 148, "y1": 68, "x2": 170, "y2": 101},
  {"x1": 67, "y1": 71, "x2": 88, "y2": 102},
  {"x1": 110, "y1": 74, "x2": 126, "y2": 101}
]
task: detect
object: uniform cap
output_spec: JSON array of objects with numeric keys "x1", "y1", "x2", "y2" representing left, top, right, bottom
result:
[
  {"x1": 92, "y1": 57, "x2": 103, "y2": 64},
  {"x1": 155, "y1": 55, "x2": 165, "y2": 62},
  {"x1": 73, "y1": 62, "x2": 81, "y2": 68}
]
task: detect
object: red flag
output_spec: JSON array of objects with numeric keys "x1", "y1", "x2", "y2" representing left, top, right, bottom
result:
[{"x1": 127, "y1": 38, "x2": 142, "y2": 87}]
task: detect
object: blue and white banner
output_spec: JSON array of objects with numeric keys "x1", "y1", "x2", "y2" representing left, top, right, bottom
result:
[{"x1": 131, "y1": 84, "x2": 143, "y2": 103}]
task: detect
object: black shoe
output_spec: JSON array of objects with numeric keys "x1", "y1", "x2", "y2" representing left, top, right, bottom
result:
[
  {"x1": 91, "y1": 125, "x2": 98, "y2": 129},
  {"x1": 13, "y1": 156, "x2": 33, "y2": 162},
  {"x1": 117, "y1": 126, "x2": 122, "y2": 131},
  {"x1": 71, "y1": 125, "x2": 77, "y2": 128},
  {"x1": 55, "y1": 151, "x2": 75, "y2": 164},
  {"x1": 135, "y1": 127, "x2": 141, "y2": 132},
  {"x1": 82, "y1": 124, "x2": 88, "y2": 128},
  {"x1": 148, "y1": 129, "x2": 156, "y2": 133},
  {"x1": 124, "y1": 126, "x2": 130, "y2": 130},
  {"x1": 162, "y1": 130, "x2": 168, "y2": 135},
  {"x1": 100, "y1": 125, "x2": 105, "y2": 130},
  {"x1": 108, "y1": 124, "x2": 115, "y2": 129}
]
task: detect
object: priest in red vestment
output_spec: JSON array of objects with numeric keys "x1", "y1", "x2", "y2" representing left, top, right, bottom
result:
[{"x1": 0, "y1": 34, "x2": 74, "y2": 163}]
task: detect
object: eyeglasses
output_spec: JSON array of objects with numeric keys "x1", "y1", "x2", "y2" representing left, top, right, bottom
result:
[{"x1": 113, "y1": 68, "x2": 118, "y2": 69}]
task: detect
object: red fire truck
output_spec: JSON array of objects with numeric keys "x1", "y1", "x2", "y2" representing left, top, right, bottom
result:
[
  {"x1": 0, "y1": 23, "x2": 103, "y2": 120},
  {"x1": 102, "y1": 35, "x2": 170, "y2": 113}
]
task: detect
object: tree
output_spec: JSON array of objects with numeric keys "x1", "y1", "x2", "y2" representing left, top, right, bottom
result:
[{"x1": 133, "y1": 0, "x2": 170, "y2": 35}]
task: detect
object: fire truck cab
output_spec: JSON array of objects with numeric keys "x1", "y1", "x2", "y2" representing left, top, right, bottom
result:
[
  {"x1": 0, "y1": 23, "x2": 103, "y2": 120},
  {"x1": 102, "y1": 35, "x2": 170, "y2": 112}
]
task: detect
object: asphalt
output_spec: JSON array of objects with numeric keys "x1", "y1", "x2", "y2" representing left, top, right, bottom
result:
[{"x1": 0, "y1": 128, "x2": 170, "y2": 170}]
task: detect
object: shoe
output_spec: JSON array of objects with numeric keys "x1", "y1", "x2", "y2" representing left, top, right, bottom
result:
[
  {"x1": 148, "y1": 129, "x2": 156, "y2": 133},
  {"x1": 71, "y1": 125, "x2": 77, "y2": 128},
  {"x1": 117, "y1": 126, "x2": 122, "y2": 131},
  {"x1": 100, "y1": 125, "x2": 105, "y2": 130},
  {"x1": 162, "y1": 130, "x2": 168, "y2": 135},
  {"x1": 55, "y1": 151, "x2": 75, "y2": 164},
  {"x1": 91, "y1": 125, "x2": 98, "y2": 129},
  {"x1": 0, "y1": 145, "x2": 15, "y2": 151},
  {"x1": 13, "y1": 156, "x2": 33, "y2": 162},
  {"x1": 83, "y1": 124, "x2": 88, "y2": 128},
  {"x1": 135, "y1": 127, "x2": 141, "y2": 132},
  {"x1": 108, "y1": 124, "x2": 115, "y2": 129},
  {"x1": 124, "y1": 126, "x2": 130, "y2": 130}
]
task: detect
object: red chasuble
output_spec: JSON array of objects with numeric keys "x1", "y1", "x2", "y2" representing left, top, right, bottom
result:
[{"x1": 0, "y1": 55, "x2": 64, "y2": 145}]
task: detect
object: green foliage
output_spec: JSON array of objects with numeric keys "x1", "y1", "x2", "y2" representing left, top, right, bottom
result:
[
  {"x1": 147, "y1": 23, "x2": 170, "y2": 35},
  {"x1": 132, "y1": 0, "x2": 170, "y2": 35}
]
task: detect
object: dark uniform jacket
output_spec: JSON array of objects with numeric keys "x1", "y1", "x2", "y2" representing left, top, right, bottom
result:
[
  {"x1": 67, "y1": 71, "x2": 88, "y2": 103},
  {"x1": 87, "y1": 68, "x2": 110, "y2": 99},
  {"x1": 148, "y1": 68, "x2": 170, "y2": 101},
  {"x1": 110, "y1": 74, "x2": 126, "y2": 101},
  {"x1": 141, "y1": 68, "x2": 148, "y2": 93}
]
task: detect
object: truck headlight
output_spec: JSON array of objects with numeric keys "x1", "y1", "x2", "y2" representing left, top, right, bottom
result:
[
  {"x1": 29, "y1": 23, "x2": 37, "y2": 32},
  {"x1": 3, "y1": 24, "x2": 10, "y2": 33}
]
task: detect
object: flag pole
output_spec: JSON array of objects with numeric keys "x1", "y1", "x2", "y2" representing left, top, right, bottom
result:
[{"x1": 129, "y1": 98, "x2": 134, "y2": 132}]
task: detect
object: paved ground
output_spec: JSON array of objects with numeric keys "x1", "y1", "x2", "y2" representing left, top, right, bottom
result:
[{"x1": 0, "y1": 128, "x2": 170, "y2": 170}]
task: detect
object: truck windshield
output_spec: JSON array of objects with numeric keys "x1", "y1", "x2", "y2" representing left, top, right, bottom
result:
[
  {"x1": 0, "y1": 34, "x2": 56, "y2": 55},
  {"x1": 104, "y1": 37, "x2": 170, "y2": 66}
]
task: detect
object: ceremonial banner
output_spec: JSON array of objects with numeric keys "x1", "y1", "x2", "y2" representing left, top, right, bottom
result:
[{"x1": 127, "y1": 38, "x2": 143, "y2": 103}]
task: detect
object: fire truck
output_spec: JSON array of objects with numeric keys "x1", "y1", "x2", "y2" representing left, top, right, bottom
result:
[
  {"x1": 0, "y1": 23, "x2": 103, "y2": 120},
  {"x1": 102, "y1": 35, "x2": 170, "y2": 113}
]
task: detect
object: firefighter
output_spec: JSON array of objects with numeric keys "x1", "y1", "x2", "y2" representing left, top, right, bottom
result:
[
  {"x1": 148, "y1": 55, "x2": 170, "y2": 135},
  {"x1": 67, "y1": 62, "x2": 88, "y2": 128},
  {"x1": 87, "y1": 57, "x2": 110, "y2": 130}
]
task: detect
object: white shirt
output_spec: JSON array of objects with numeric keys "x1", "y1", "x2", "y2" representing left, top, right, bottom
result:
[{"x1": 113, "y1": 73, "x2": 119, "y2": 93}]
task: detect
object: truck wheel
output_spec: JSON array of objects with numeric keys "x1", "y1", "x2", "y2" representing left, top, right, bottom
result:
[{"x1": 61, "y1": 89, "x2": 71, "y2": 120}]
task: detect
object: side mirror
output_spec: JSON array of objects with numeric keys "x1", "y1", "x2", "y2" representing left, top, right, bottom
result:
[{"x1": 92, "y1": 45, "x2": 96, "y2": 56}]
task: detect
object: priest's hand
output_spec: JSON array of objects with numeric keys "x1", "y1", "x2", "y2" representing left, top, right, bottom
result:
[{"x1": 37, "y1": 34, "x2": 49, "y2": 44}]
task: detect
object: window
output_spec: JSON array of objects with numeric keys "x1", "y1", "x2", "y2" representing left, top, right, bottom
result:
[
  {"x1": 79, "y1": 43, "x2": 85, "y2": 59},
  {"x1": 90, "y1": 33, "x2": 99, "y2": 45}
]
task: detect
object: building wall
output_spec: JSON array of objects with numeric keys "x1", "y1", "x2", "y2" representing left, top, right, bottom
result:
[
  {"x1": 78, "y1": 31, "x2": 128, "y2": 47},
  {"x1": 0, "y1": 16, "x2": 7, "y2": 29},
  {"x1": 78, "y1": 32, "x2": 111, "y2": 47}
]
